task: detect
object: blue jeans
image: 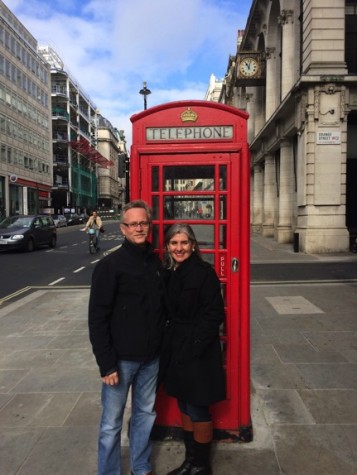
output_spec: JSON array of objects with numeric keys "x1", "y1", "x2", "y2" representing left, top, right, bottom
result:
[
  {"x1": 95, "y1": 229, "x2": 101, "y2": 247},
  {"x1": 98, "y1": 358, "x2": 159, "y2": 475}
]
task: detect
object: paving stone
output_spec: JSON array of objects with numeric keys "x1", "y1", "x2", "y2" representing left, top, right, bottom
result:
[
  {"x1": 15, "y1": 426, "x2": 98, "y2": 475},
  {"x1": 0, "y1": 427, "x2": 44, "y2": 475},
  {"x1": 9, "y1": 367, "x2": 99, "y2": 393},
  {"x1": 251, "y1": 363, "x2": 308, "y2": 390},
  {"x1": 298, "y1": 389, "x2": 357, "y2": 423},
  {"x1": 256, "y1": 388, "x2": 315, "y2": 425},
  {"x1": 273, "y1": 342, "x2": 348, "y2": 363},
  {"x1": 272, "y1": 425, "x2": 357, "y2": 475},
  {"x1": 0, "y1": 393, "x2": 80, "y2": 427},
  {"x1": 296, "y1": 363, "x2": 357, "y2": 389}
]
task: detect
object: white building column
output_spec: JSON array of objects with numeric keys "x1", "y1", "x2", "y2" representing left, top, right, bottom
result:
[
  {"x1": 265, "y1": 47, "x2": 279, "y2": 121},
  {"x1": 277, "y1": 139, "x2": 294, "y2": 243},
  {"x1": 262, "y1": 154, "x2": 275, "y2": 237},
  {"x1": 251, "y1": 164, "x2": 263, "y2": 232},
  {"x1": 279, "y1": 9, "x2": 295, "y2": 100},
  {"x1": 245, "y1": 92, "x2": 255, "y2": 142}
]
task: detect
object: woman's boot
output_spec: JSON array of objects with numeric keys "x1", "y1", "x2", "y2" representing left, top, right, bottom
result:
[
  {"x1": 190, "y1": 421, "x2": 213, "y2": 475},
  {"x1": 166, "y1": 414, "x2": 195, "y2": 475}
]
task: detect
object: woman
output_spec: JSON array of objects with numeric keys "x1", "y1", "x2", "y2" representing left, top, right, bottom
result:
[
  {"x1": 162, "y1": 223, "x2": 226, "y2": 475},
  {"x1": 84, "y1": 210, "x2": 103, "y2": 250}
]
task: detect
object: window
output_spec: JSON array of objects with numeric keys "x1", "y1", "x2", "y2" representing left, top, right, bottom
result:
[{"x1": 346, "y1": 1, "x2": 357, "y2": 73}]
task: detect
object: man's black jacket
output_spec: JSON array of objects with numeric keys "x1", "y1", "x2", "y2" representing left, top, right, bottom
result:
[{"x1": 88, "y1": 238, "x2": 166, "y2": 377}]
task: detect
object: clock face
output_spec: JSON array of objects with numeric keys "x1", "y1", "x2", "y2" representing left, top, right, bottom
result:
[{"x1": 239, "y1": 57, "x2": 259, "y2": 77}]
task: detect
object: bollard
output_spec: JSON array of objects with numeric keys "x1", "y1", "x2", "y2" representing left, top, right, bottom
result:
[{"x1": 293, "y1": 232, "x2": 299, "y2": 253}]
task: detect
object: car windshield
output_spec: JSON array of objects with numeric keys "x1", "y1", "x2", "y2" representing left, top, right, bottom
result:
[{"x1": 0, "y1": 216, "x2": 33, "y2": 228}]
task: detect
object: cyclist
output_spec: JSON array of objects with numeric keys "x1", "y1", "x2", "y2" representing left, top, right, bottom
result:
[{"x1": 83, "y1": 211, "x2": 103, "y2": 251}]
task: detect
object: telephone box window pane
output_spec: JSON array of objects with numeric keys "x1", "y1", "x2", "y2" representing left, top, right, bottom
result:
[
  {"x1": 220, "y1": 283, "x2": 227, "y2": 307},
  {"x1": 219, "y1": 165, "x2": 227, "y2": 190},
  {"x1": 190, "y1": 224, "x2": 214, "y2": 249},
  {"x1": 152, "y1": 167, "x2": 159, "y2": 191},
  {"x1": 163, "y1": 165, "x2": 214, "y2": 191},
  {"x1": 220, "y1": 225, "x2": 227, "y2": 249},
  {"x1": 152, "y1": 196, "x2": 159, "y2": 219},
  {"x1": 201, "y1": 253, "x2": 214, "y2": 266},
  {"x1": 220, "y1": 196, "x2": 227, "y2": 219},
  {"x1": 164, "y1": 196, "x2": 214, "y2": 220},
  {"x1": 151, "y1": 224, "x2": 159, "y2": 248}
]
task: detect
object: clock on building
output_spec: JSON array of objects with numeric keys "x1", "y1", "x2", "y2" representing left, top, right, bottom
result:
[{"x1": 237, "y1": 52, "x2": 263, "y2": 81}]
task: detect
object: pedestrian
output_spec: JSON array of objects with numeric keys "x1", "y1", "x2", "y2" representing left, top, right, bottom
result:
[
  {"x1": 88, "y1": 200, "x2": 166, "y2": 475},
  {"x1": 161, "y1": 223, "x2": 226, "y2": 475},
  {"x1": 84, "y1": 210, "x2": 103, "y2": 250}
]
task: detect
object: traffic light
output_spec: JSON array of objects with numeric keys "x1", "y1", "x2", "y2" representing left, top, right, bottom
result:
[{"x1": 118, "y1": 153, "x2": 126, "y2": 178}]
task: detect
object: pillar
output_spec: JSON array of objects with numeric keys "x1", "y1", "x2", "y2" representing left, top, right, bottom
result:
[
  {"x1": 262, "y1": 155, "x2": 275, "y2": 237},
  {"x1": 277, "y1": 139, "x2": 294, "y2": 243},
  {"x1": 251, "y1": 165, "x2": 263, "y2": 232}
]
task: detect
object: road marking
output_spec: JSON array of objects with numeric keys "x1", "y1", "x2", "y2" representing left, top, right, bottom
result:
[
  {"x1": 49, "y1": 277, "x2": 65, "y2": 285},
  {"x1": 73, "y1": 266, "x2": 85, "y2": 273},
  {"x1": 91, "y1": 259, "x2": 100, "y2": 264},
  {"x1": 0, "y1": 286, "x2": 31, "y2": 305}
]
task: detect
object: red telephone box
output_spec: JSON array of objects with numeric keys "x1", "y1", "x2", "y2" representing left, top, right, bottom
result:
[{"x1": 130, "y1": 100, "x2": 251, "y2": 440}]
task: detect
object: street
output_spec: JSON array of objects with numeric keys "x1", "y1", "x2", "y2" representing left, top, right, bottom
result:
[
  {"x1": 1, "y1": 223, "x2": 357, "y2": 307},
  {"x1": 0, "y1": 220, "x2": 123, "y2": 304}
]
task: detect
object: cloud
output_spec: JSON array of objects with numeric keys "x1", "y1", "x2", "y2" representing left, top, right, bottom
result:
[{"x1": 4, "y1": 0, "x2": 249, "y2": 147}]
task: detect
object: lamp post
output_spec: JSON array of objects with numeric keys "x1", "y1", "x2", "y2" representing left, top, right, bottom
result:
[{"x1": 139, "y1": 81, "x2": 151, "y2": 110}]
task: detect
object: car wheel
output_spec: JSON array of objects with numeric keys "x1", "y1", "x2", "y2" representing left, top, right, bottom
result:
[
  {"x1": 26, "y1": 238, "x2": 35, "y2": 252},
  {"x1": 49, "y1": 235, "x2": 57, "y2": 248}
]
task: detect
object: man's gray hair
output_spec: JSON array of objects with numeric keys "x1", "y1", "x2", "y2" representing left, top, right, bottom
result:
[{"x1": 121, "y1": 200, "x2": 152, "y2": 222}]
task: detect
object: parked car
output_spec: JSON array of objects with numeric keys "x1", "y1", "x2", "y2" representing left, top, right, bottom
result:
[
  {"x1": 64, "y1": 213, "x2": 82, "y2": 225},
  {"x1": 52, "y1": 214, "x2": 67, "y2": 228},
  {"x1": 0, "y1": 215, "x2": 57, "y2": 252}
]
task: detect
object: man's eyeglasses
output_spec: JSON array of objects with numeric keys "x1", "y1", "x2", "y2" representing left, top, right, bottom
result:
[{"x1": 121, "y1": 221, "x2": 150, "y2": 229}]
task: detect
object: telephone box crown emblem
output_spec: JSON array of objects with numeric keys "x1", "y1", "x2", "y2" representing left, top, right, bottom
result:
[{"x1": 181, "y1": 107, "x2": 198, "y2": 122}]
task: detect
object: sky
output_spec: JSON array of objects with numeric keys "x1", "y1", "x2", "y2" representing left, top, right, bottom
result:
[{"x1": 4, "y1": 0, "x2": 252, "y2": 148}]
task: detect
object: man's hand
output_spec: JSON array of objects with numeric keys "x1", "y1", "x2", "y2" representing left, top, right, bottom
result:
[{"x1": 102, "y1": 371, "x2": 119, "y2": 386}]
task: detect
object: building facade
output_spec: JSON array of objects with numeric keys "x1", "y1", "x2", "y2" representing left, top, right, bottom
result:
[
  {"x1": 39, "y1": 46, "x2": 103, "y2": 215},
  {"x1": 220, "y1": 0, "x2": 357, "y2": 253},
  {"x1": 96, "y1": 115, "x2": 127, "y2": 212},
  {"x1": 0, "y1": 1, "x2": 52, "y2": 219}
]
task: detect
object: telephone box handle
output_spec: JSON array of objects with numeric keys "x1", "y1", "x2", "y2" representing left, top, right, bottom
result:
[{"x1": 231, "y1": 257, "x2": 239, "y2": 272}]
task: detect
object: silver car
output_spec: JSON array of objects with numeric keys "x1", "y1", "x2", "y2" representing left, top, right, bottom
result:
[{"x1": 53, "y1": 214, "x2": 67, "y2": 228}]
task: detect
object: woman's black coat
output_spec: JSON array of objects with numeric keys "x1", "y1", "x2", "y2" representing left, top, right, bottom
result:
[{"x1": 162, "y1": 253, "x2": 226, "y2": 406}]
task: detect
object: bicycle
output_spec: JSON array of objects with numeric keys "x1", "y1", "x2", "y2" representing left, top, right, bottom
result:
[{"x1": 88, "y1": 228, "x2": 98, "y2": 254}]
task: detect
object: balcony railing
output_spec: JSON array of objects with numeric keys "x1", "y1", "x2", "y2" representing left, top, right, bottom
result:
[{"x1": 52, "y1": 108, "x2": 69, "y2": 120}]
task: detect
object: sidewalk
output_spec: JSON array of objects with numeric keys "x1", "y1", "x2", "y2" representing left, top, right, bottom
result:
[{"x1": 0, "y1": 236, "x2": 356, "y2": 474}]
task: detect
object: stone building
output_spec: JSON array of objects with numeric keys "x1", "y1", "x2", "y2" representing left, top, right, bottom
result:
[
  {"x1": 220, "y1": 0, "x2": 357, "y2": 253},
  {"x1": 96, "y1": 115, "x2": 127, "y2": 212}
]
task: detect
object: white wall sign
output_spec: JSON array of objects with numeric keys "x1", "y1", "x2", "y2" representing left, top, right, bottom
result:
[{"x1": 316, "y1": 131, "x2": 341, "y2": 145}]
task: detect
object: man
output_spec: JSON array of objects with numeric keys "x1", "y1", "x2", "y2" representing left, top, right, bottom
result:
[{"x1": 88, "y1": 200, "x2": 166, "y2": 475}]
